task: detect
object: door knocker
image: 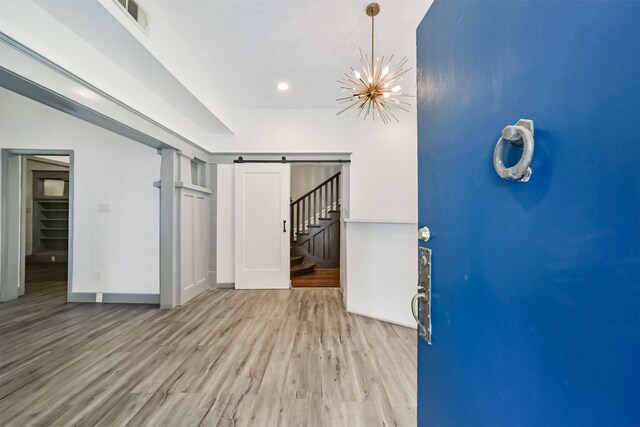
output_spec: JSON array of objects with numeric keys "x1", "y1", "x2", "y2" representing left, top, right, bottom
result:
[{"x1": 493, "y1": 119, "x2": 534, "y2": 182}]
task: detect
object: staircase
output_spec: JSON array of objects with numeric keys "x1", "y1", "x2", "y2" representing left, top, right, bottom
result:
[
  {"x1": 290, "y1": 254, "x2": 315, "y2": 277},
  {"x1": 290, "y1": 172, "x2": 341, "y2": 278}
]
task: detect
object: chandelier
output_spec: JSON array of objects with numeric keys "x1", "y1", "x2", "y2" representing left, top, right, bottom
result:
[{"x1": 337, "y1": 3, "x2": 411, "y2": 124}]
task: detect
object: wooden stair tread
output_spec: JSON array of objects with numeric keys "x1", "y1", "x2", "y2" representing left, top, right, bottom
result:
[
  {"x1": 290, "y1": 255, "x2": 304, "y2": 266},
  {"x1": 290, "y1": 262, "x2": 316, "y2": 277}
]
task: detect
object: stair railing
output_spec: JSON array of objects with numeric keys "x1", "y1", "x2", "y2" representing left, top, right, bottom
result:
[{"x1": 290, "y1": 172, "x2": 340, "y2": 242}]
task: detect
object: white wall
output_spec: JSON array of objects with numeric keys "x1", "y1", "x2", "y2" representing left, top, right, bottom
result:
[
  {"x1": 213, "y1": 108, "x2": 417, "y2": 221},
  {"x1": 290, "y1": 164, "x2": 341, "y2": 201},
  {"x1": 0, "y1": 88, "x2": 160, "y2": 295},
  {"x1": 213, "y1": 108, "x2": 418, "y2": 326},
  {"x1": 345, "y1": 222, "x2": 417, "y2": 328},
  {"x1": 96, "y1": 0, "x2": 236, "y2": 131},
  {"x1": 0, "y1": 0, "x2": 221, "y2": 146},
  {"x1": 32, "y1": 155, "x2": 70, "y2": 164},
  {"x1": 216, "y1": 164, "x2": 235, "y2": 284}
]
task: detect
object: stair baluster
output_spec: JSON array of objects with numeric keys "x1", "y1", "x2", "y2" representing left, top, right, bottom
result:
[
  {"x1": 322, "y1": 184, "x2": 326, "y2": 217},
  {"x1": 330, "y1": 179, "x2": 334, "y2": 212},
  {"x1": 294, "y1": 203, "x2": 300, "y2": 240},
  {"x1": 313, "y1": 191, "x2": 317, "y2": 224},
  {"x1": 336, "y1": 174, "x2": 340, "y2": 211}
]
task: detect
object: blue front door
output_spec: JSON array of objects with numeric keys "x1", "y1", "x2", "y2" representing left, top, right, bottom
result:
[{"x1": 416, "y1": 1, "x2": 640, "y2": 425}]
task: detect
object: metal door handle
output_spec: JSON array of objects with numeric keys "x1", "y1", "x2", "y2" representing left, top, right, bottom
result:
[
  {"x1": 411, "y1": 292, "x2": 426, "y2": 323},
  {"x1": 283, "y1": 220, "x2": 287, "y2": 232}
]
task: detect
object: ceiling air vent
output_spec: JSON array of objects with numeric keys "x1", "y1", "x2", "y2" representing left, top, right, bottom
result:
[{"x1": 113, "y1": 0, "x2": 149, "y2": 33}]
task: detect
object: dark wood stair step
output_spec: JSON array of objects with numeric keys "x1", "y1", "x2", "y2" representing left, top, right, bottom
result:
[
  {"x1": 291, "y1": 262, "x2": 316, "y2": 277},
  {"x1": 290, "y1": 255, "x2": 304, "y2": 266}
]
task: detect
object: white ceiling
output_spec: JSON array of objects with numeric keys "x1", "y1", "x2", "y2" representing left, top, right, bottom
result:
[{"x1": 152, "y1": 1, "x2": 431, "y2": 109}]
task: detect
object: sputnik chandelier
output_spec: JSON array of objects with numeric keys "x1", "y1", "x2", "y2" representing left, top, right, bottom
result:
[{"x1": 337, "y1": 2, "x2": 411, "y2": 124}]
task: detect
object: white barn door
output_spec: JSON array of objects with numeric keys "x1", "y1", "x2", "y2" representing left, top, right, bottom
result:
[{"x1": 235, "y1": 163, "x2": 290, "y2": 289}]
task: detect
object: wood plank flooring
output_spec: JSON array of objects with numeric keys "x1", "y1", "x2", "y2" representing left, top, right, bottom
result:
[
  {"x1": 24, "y1": 263, "x2": 68, "y2": 293},
  {"x1": 0, "y1": 270, "x2": 417, "y2": 427},
  {"x1": 291, "y1": 268, "x2": 340, "y2": 288}
]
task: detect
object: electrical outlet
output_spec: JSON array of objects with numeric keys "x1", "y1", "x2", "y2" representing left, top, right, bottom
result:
[
  {"x1": 96, "y1": 292, "x2": 103, "y2": 303},
  {"x1": 51, "y1": 256, "x2": 56, "y2": 262}
]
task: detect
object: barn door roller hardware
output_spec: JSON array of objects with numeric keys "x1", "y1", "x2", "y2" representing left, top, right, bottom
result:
[{"x1": 234, "y1": 156, "x2": 351, "y2": 164}]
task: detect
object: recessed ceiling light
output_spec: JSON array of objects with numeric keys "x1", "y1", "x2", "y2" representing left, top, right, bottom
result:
[{"x1": 277, "y1": 82, "x2": 289, "y2": 91}]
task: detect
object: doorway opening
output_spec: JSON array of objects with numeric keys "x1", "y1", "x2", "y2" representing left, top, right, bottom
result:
[
  {"x1": 231, "y1": 156, "x2": 349, "y2": 291},
  {"x1": 0, "y1": 151, "x2": 73, "y2": 303},
  {"x1": 290, "y1": 163, "x2": 342, "y2": 288},
  {"x1": 24, "y1": 155, "x2": 70, "y2": 298}
]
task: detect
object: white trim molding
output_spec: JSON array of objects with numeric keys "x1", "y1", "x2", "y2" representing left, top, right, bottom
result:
[{"x1": 0, "y1": 32, "x2": 210, "y2": 158}]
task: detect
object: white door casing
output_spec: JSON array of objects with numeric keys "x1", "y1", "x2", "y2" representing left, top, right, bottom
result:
[{"x1": 235, "y1": 163, "x2": 290, "y2": 289}]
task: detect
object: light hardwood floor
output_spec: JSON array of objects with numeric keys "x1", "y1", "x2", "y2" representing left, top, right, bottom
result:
[
  {"x1": 0, "y1": 269, "x2": 417, "y2": 427},
  {"x1": 291, "y1": 269, "x2": 340, "y2": 289}
]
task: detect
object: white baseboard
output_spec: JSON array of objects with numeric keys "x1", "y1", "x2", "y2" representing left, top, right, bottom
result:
[{"x1": 69, "y1": 292, "x2": 159, "y2": 304}]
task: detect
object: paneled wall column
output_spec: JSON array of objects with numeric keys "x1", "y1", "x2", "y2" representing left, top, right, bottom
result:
[
  {"x1": 159, "y1": 148, "x2": 179, "y2": 308},
  {"x1": 0, "y1": 151, "x2": 22, "y2": 301}
]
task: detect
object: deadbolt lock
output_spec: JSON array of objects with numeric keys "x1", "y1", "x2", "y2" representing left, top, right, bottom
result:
[{"x1": 412, "y1": 247, "x2": 432, "y2": 344}]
